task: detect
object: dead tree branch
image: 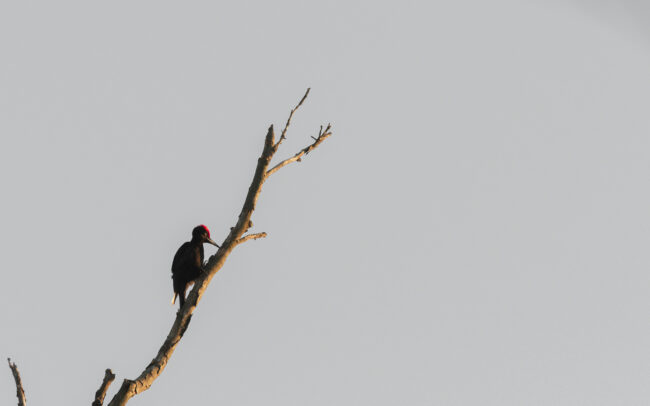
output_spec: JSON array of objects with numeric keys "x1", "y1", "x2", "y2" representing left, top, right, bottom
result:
[
  {"x1": 266, "y1": 123, "x2": 332, "y2": 177},
  {"x1": 105, "y1": 89, "x2": 333, "y2": 406},
  {"x1": 234, "y1": 232, "x2": 268, "y2": 247},
  {"x1": 275, "y1": 87, "x2": 310, "y2": 149},
  {"x1": 7, "y1": 358, "x2": 26, "y2": 406},
  {"x1": 92, "y1": 369, "x2": 116, "y2": 406}
]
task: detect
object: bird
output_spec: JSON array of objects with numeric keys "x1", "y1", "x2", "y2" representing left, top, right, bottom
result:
[{"x1": 171, "y1": 225, "x2": 220, "y2": 308}]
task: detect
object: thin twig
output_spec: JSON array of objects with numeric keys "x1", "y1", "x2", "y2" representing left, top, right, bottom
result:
[
  {"x1": 7, "y1": 358, "x2": 26, "y2": 406},
  {"x1": 92, "y1": 369, "x2": 116, "y2": 406},
  {"x1": 266, "y1": 124, "x2": 332, "y2": 177},
  {"x1": 275, "y1": 88, "x2": 311, "y2": 149},
  {"x1": 234, "y1": 232, "x2": 267, "y2": 247}
]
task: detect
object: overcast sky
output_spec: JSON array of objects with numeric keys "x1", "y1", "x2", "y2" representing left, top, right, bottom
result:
[{"x1": 1, "y1": 1, "x2": 649, "y2": 405}]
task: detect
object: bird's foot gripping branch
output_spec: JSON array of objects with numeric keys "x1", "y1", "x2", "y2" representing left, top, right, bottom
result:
[{"x1": 94, "y1": 88, "x2": 333, "y2": 406}]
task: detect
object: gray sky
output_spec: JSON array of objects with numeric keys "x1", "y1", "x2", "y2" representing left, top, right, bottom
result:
[{"x1": 1, "y1": 1, "x2": 649, "y2": 405}]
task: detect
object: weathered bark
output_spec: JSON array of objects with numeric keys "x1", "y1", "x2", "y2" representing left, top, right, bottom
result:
[
  {"x1": 92, "y1": 369, "x2": 116, "y2": 406},
  {"x1": 105, "y1": 89, "x2": 333, "y2": 406},
  {"x1": 7, "y1": 358, "x2": 26, "y2": 406}
]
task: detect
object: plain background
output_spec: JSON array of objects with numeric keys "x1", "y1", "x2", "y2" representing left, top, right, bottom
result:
[{"x1": 1, "y1": 1, "x2": 649, "y2": 405}]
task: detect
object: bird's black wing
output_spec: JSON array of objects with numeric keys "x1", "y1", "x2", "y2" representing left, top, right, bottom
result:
[{"x1": 171, "y1": 241, "x2": 192, "y2": 276}]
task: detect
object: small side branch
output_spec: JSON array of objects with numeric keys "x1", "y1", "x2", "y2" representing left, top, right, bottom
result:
[
  {"x1": 92, "y1": 369, "x2": 116, "y2": 406},
  {"x1": 275, "y1": 88, "x2": 311, "y2": 149},
  {"x1": 267, "y1": 123, "x2": 332, "y2": 177},
  {"x1": 234, "y1": 232, "x2": 267, "y2": 247},
  {"x1": 7, "y1": 358, "x2": 26, "y2": 406}
]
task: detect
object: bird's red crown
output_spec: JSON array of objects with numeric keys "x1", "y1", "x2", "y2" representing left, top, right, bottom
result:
[{"x1": 199, "y1": 224, "x2": 210, "y2": 237}]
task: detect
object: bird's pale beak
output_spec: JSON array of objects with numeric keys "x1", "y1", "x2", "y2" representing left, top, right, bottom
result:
[{"x1": 206, "y1": 237, "x2": 220, "y2": 248}]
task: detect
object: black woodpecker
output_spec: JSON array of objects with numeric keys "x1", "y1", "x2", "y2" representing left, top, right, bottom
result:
[{"x1": 171, "y1": 225, "x2": 219, "y2": 308}]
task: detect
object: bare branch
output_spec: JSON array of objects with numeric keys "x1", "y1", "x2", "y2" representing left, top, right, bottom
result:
[
  {"x1": 266, "y1": 123, "x2": 332, "y2": 177},
  {"x1": 7, "y1": 358, "x2": 26, "y2": 406},
  {"x1": 275, "y1": 88, "x2": 310, "y2": 149},
  {"x1": 234, "y1": 232, "x2": 267, "y2": 246},
  {"x1": 105, "y1": 92, "x2": 332, "y2": 406},
  {"x1": 92, "y1": 369, "x2": 116, "y2": 406},
  {"x1": 107, "y1": 126, "x2": 279, "y2": 406}
]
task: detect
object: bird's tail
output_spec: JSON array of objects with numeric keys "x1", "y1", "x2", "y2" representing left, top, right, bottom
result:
[{"x1": 171, "y1": 293, "x2": 178, "y2": 305}]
